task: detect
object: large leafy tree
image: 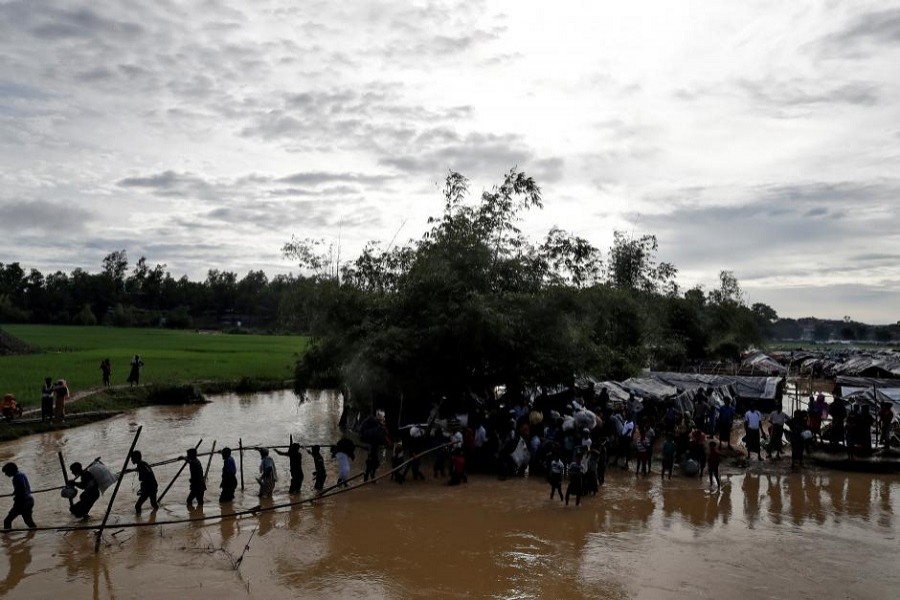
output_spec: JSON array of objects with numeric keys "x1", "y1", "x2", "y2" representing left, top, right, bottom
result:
[{"x1": 290, "y1": 169, "x2": 644, "y2": 418}]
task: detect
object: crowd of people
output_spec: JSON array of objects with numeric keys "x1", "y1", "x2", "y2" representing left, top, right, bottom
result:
[{"x1": 2, "y1": 384, "x2": 896, "y2": 530}]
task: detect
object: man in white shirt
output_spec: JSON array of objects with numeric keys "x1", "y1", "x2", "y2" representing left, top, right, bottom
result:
[
  {"x1": 744, "y1": 405, "x2": 763, "y2": 461},
  {"x1": 767, "y1": 406, "x2": 787, "y2": 460}
]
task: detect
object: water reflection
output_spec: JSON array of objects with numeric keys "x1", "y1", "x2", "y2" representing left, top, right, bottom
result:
[{"x1": 0, "y1": 532, "x2": 33, "y2": 596}]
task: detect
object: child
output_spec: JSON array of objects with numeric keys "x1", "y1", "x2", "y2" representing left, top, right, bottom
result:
[
  {"x1": 391, "y1": 444, "x2": 406, "y2": 484},
  {"x1": 308, "y1": 445, "x2": 326, "y2": 492},
  {"x1": 547, "y1": 453, "x2": 564, "y2": 501},
  {"x1": 634, "y1": 429, "x2": 650, "y2": 476},
  {"x1": 363, "y1": 445, "x2": 379, "y2": 482},
  {"x1": 448, "y1": 449, "x2": 467, "y2": 486},
  {"x1": 565, "y1": 451, "x2": 584, "y2": 507},
  {"x1": 707, "y1": 440, "x2": 721, "y2": 491},
  {"x1": 661, "y1": 435, "x2": 676, "y2": 480}
]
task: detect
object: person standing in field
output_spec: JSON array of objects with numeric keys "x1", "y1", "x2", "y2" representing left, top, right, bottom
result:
[
  {"x1": 41, "y1": 377, "x2": 54, "y2": 422},
  {"x1": 127, "y1": 354, "x2": 143, "y2": 387},
  {"x1": 129, "y1": 451, "x2": 158, "y2": 513},
  {"x1": 100, "y1": 358, "x2": 111, "y2": 387},
  {"x1": 52, "y1": 379, "x2": 69, "y2": 421},
  {"x1": 219, "y1": 447, "x2": 238, "y2": 503},
  {"x1": 2, "y1": 463, "x2": 36, "y2": 530}
]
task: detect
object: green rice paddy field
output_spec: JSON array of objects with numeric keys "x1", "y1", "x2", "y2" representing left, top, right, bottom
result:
[{"x1": 0, "y1": 325, "x2": 308, "y2": 407}]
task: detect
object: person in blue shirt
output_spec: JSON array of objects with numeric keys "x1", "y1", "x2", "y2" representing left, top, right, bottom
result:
[{"x1": 3, "y1": 463, "x2": 36, "y2": 530}]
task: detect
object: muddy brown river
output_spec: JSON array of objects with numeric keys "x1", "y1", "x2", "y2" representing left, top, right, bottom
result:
[{"x1": 0, "y1": 391, "x2": 897, "y2": 599}]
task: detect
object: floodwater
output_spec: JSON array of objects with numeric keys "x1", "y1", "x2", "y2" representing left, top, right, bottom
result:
[{"x1": 0, "y1": 391, "x2": 898, "y2": 599}]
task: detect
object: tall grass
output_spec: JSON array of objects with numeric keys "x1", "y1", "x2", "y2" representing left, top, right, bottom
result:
[{"x1": 0, "y1": 325, "x2": 308, "y2": 407}]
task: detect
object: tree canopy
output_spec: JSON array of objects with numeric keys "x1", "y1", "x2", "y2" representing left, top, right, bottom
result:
[{"x1": 286, "y1": 169, "x2": 772, "y2": 417}]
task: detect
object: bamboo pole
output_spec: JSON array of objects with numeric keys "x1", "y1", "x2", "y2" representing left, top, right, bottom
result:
[
  {"x1": 94, "y1": 425, "x2": 142, "y2": 553},
  {"x1": 158, "y1": 439, "x2": 203, "y2": 503},
  {"x1": 239, "y1": 438, "x2": 244, "y2": 491},
  {"x1": 57, "y1": 451, "x2": 73, "y2": 509},
  {"x1": 203, "y1": 440, "x2": 217, "y2": 483}
]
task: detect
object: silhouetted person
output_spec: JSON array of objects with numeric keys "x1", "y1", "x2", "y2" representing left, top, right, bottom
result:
[
  {"x1": 127, "y1": 354, "x2": 143, "y2": 387},
  {"x1": 274, "y1": 443, "x2": 304, "y2": 493},
  {"x1": 309, "y1": 445, "x2": 326, "y2": 492},
  {"x1": 2, "y1": 463, "x2": 36, "y2": 530},
  {"x1": 183, "y1": 448, "x2": 205, "y2": 508},
  {"x1": 40, "y1": 377, "x2": 53, "y2": 422},
  {"x1": 100, "y1": 358, "x2": 111, "y2": 387},
  {"x1": 69, "y1": 462, "x2": 99, "y2": 519},
  {"x1": 219, "y1": 447, "x2": 237, "y2": 503},
  {"x1": 129, "y1": 451, "x2": 158, "y2": 513}
]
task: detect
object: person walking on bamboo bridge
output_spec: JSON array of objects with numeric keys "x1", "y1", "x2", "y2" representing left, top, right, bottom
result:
[
  {"x1": 68, "y1": 462, "x2": 99, "y2": 520},
  {"x1": 129, "y1": 451, "x2": 158, "y2": 513},
  {"x1": 2, "y1": 463, "x2": 36, "y2": 530},
  {"x1": 219, "y1": 447, "x2": 237, "y2": 503},
  {"x1": 184, "y1": 448, "x2": 205, "y2": 508}
]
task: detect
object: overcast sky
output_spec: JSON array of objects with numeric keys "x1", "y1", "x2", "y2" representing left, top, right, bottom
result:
[{"x1": 1, "y1": 0, "x2": 898, "y2": 323}]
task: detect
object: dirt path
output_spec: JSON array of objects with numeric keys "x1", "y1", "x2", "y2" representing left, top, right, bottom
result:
[{"x1": 20, "y1": 384, "x2": 132, "y2": 418}]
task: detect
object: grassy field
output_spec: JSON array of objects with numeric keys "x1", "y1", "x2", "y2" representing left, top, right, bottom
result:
[{"x1": 0, "y1": 325, "x2": 308, "y2": 407}]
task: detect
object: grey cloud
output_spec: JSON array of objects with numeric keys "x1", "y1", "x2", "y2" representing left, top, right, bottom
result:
[
  {"x1": 629, "y1": 180, "x2": 900, "y2": 273},
  {"x1": 736, "y1": 79, "x2": 879, "y2": 114},
  {"x1": 277, "y1": 172, "x2": 395, "y2": 186},
  {"x1": 23, "y1": 5, "x2": 144, "y2": 40},
  {"x1": 195, "y1": 196, "x2": 378, "y2": 232},
  {"x1": 268, "y1": 185, "x2": 361, "y2": 197},
  {"x1": 818, "y1": 7, "x2": 900, "y2": 57},
  {"x1": 0, "y1": 199, "x2": 93, "y2": 233},
  {"x1": 379, "y1": 132, "x2": 536, "y2": 179},
  {"x1": 119, "y1": 171, "x2": 198, "y2": 189}
]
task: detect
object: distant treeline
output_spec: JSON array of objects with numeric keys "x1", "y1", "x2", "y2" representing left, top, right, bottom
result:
[
  {"x1": 10, "y1": 169, "x2": 886, "y2": 413},
  {"x1": 770, "y1": 317, "x2": 898, "y2": 343},
  {"x1": 0, "y1": 252, "x2": 317, "y2": 331}
]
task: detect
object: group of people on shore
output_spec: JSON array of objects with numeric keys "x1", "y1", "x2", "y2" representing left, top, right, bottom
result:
[{"x1": 0, "y1": 353, "x2": 147, "y2": 426}]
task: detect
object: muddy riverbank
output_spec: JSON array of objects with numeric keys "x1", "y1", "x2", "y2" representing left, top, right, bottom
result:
[{"x1": 0, "y1": 390, "x2": 897, "y2": 599}]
